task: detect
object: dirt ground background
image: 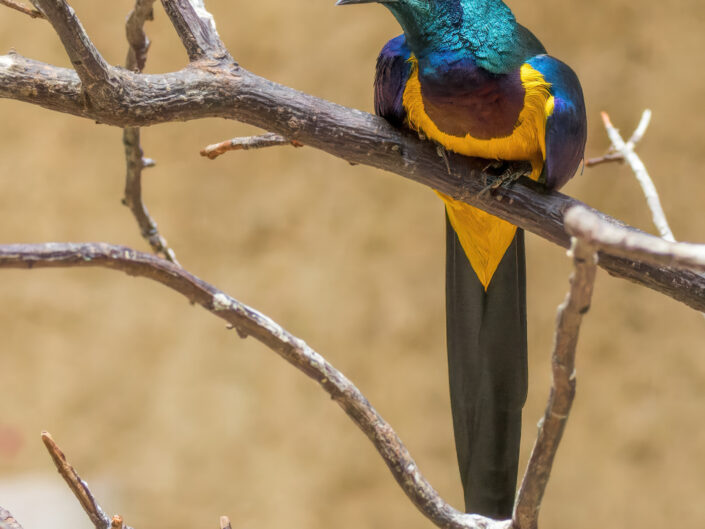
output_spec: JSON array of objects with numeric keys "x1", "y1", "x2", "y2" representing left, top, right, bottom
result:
[{"x1": 1, "y1": 1, "x2": 704, "y2": 529}]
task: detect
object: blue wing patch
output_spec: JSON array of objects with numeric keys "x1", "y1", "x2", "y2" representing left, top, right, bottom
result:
[
  {"x1": 374, "y1": 34, "x2": 412, "y2": 126},
  {"x1": 528, "y1": 55, "x2": 587, "y2": 190}
]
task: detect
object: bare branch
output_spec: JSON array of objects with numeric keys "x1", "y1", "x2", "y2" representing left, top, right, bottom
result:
[
  {"x1": 626, "y1": 108, "x2": 652, "y2": 147},
  {"x1": 122, "y1": 0, "x2": 180, "y2": 265},
  {"x1": 513, "y1": 236, "x2": 598, "y2": 529},
  {"x1": 122, "y1": 128, "x2": 180, "y2": 265},
  {"x1": 0, "y1": 0, "x2": 44, "y2": 18},
  {"x1": 31, "y1": 0, "x2": 113, "y2": 93},
  {"x1": 565, "y1": 206, "x2": 705, "y2": 272},
  {"x1": 201, "y1": 132, "x2": 304, "y2": 160},
  {"x1": 599, "y1": 110, "x2": 675, "y2": 241},
  {"x1": 1, "y1": 55, "x2": 704, "y2": 311},
  {"x1": 41, "y1": 431, "x2": 110, "y2": 529},
  {"x1": 159, "y1": 0, "x2": 231, "y2": 62},
  {"x1": 125, "y1": 0, "x2": 155, "y2": 72},
  {"x1": 0, "y1": 508, "x2": 24, "y2": 529},
  {"x1": 586, "y1": 109, "x2": 651, "y2": 167},
  {"x1": 584, "y1": 152, "x2": 623, "y2": 167},
  {"x1": 1, "y1": 243, "x2": 507, "y2": 529}
]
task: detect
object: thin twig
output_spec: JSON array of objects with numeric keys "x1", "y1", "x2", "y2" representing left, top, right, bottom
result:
[
  {"x1": 0, "y1": 243, "x2": 508, "y2": 529},
  {"x1": 626, "y1": 108, "x2": 652, "y2": 146},
  {"x1": 122, "y1": 129, "x2": 180, "y2": 265},
  {"x1": 41, "y1": 431, "x2": 110, "y2": 529},
  {"x1": 219, "y1": 516, "x2": 232, "y2": 529},
  {"x1": 565, "y1": 206, "x2": 705, "y2": 273},
  {"x1": 122, "y1": 0, "x2": 179, "y2": 265},
  {"x1": 599, "y1": 110, "x2": 675, "y2": 241},
  {"x1": 585, "y1": 109, "x2": 651, "y2": 167},
  {"x1": 201, "y1": 132, "x2": 303, "y2": 159},
  {"x1": 0, "y1": 508, "x2": 24, "y2": 529},
  {"x1": 125, "y1": 0, "x2": 155, "y2": 72},
  {"x1": 110, "y1": 514, "x2": 132, "y2": 529},
  {"x1": 0, "y1": 0, "x2": 44, "y2": 18},
  {"x1": 513, "y1": 235, "x2": 598, "y2": 529},
  {"x1": 584, "y1": 152, "x2": 623, "y2": 167}
]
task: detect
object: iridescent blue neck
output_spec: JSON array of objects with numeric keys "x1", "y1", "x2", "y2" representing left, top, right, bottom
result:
[{"x1": 385, "y1": 0, "x2": 524, "y2": 73}]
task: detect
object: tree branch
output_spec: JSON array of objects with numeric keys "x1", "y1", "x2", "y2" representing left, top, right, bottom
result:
[
  {"x1": 125, "y1": 0, "x2": 155, "y2": 72},
  {"x1": 122, "y1": 0, "x2": 180, "y2": 264},
  {"x1": 513, "y1": 234, "x2": 598, "y2": 529},
  {"x1": 0, "y1": 242, "x2": 508, "y2": 529},
  {"x1": 219, "y1": 516, "x2": 232, "y2": 529},
  {"x1": 0, "y1": 0, "x2": 44, "y2": 18},
  {"x1": 0, "y1": 508, "x2": 24, "y2": 529},
  {"x1": 200, "y1": 132, "x2": 303, "y2": 159},
  {"x1": 41, "y1": 431, "x2": 110, "y2": 529},
  {"x1": 565, "y1": 206, "x2": 705, "y2": 272},
  {"x1": 159, "y1": 0, "x2": 230, "y2": 62},
  {"x1": 31, "y1": 0, "x2": 113, "y2": 95},
  {"x1": 597, "y1": 111, "x2": 675, "y2": 241},
  {"x1": 2, "y1": 53, "x2": 703, "y2": 311}
]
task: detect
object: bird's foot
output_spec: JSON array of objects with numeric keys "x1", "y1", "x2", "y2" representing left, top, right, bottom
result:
[
  {"x1": 479, "y1": 164, "x2": 529, "y2": 197},
  {"x1": 436, "y1": 145, "x2": 452, "y2": 174}
]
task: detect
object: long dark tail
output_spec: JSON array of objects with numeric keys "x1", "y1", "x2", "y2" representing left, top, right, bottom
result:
[{"x1": 445, "y1": 214, "x2": 528, "y2": 519}]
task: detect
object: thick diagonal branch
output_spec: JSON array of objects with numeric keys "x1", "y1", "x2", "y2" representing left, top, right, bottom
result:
[
  {"x1": 513, "y1": 235, "x2": 598, "y2": 529},
  {"x1": 0, "y1": 242, "x2": 507, "y2": 529},
  {"x1": 2, "y1": 53, "x2": 703, "y2": 311}
]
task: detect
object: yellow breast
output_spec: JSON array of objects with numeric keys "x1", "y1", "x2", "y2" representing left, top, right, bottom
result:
[
  {"x1": 402, "y1": 56, "x2": 555, "y2": 289},
  {"x1": 402, "y1": 55, "x2": 554, "y2": 179}
]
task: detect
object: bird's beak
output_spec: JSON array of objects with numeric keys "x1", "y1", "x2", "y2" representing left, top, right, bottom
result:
[{"x1": 336, "y1": 0, "x2": 396, "y2": 5}]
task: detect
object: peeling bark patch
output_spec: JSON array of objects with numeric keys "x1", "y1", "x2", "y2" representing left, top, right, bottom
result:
[{"x1": 0, "y1": 55, "x2": 15, "y2": 68}]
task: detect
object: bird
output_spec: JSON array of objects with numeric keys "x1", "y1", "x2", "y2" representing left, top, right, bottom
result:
[{"x1": 336, "y1": 0, "x2": 587, "y2": 521}]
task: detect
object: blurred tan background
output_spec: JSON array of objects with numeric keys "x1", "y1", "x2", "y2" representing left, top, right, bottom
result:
[{"x1": 1, "y1": 1, "x2": 704, "y2": 529}]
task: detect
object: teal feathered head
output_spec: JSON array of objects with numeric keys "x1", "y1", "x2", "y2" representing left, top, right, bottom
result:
[{"x1": 336, "y1": 0, "x2": 529, "y2": 72}]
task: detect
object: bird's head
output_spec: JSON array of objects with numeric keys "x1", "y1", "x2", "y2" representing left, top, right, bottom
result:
[{"x1": 336, "y1": 0, "x2": 516, "y2": 61}]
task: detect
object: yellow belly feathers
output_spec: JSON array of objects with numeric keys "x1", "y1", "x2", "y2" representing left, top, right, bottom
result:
[{"x1": 402, "y1": 55, "x2": 554, "y2": 289}]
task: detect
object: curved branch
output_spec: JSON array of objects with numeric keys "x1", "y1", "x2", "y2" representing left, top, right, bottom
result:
[
  {"x1": 0, "y1": 242, "x2": 508, "y2": 529},
  {"x1": 2, "y1": 54, "x2": 704, "y2": 311}
]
